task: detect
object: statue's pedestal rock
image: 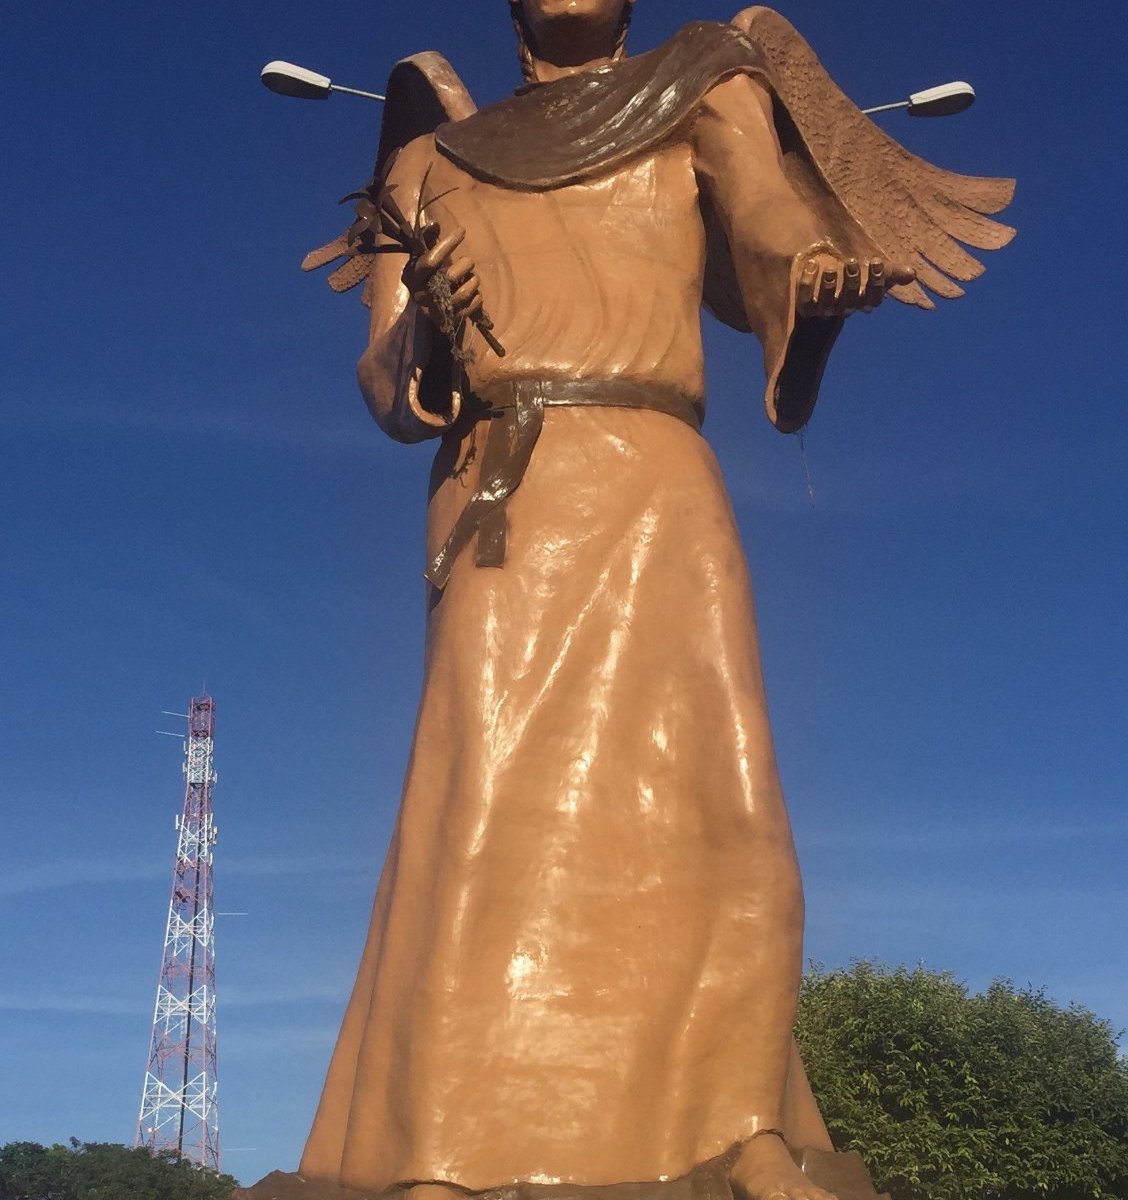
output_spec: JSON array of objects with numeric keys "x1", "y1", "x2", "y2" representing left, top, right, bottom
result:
[
  {"x1": 233, "y1": 1149, "x2": 888, "y2": 1200},
  {"x1": 232, "y1": 1171, "x2": 375, "y2": 1200},
  {"x1": 791, "y1": 1148, "x2": 890, "y2": 1200}
]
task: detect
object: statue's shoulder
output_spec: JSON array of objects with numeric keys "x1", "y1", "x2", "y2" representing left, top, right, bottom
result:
[
  {"x1": 384, "y1": 133, "x2": 437, "y2": 182},
  {"x1": 434, "y1": 21, "x2": 773, "y2": 192}
]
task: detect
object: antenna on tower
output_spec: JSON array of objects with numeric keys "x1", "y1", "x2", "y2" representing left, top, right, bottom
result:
[{"x1": 136, "y1": 694, "x2": 222, "y2": 1172}]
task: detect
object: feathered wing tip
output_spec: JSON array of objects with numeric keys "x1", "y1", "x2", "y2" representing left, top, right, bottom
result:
[{"x1": 733, "y1": 6, "x2": 1015, "y2": 311}]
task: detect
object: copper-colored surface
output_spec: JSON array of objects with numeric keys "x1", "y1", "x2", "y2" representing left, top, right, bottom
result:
[
  {"x1": 734, "y1": 8, "x2": 1015, "y2": 312},
  {"x1": 435, "y1": 23, "x2": 774, "y2": 190},
  {"x1": 232, "y1": 1170, "x2": 376, "y2": 1200},
  {"x1": 273, "y1": 8, "x2": 1015, "y2": 1200},
  {"x1": 237, "y1": 1149, "x2": 734, "y2": 1200},
  {"x1": 302, "y1": 396, "x2": 816, "y2": 1190},
  {"x1": 235, "y1": 1144, "x2": 890, "y2": 1200},
  {"x1": 426, "y1": 379, "x2": 701, "y2": 588},
  {"x1": 791, "y1": 1149, "x2": 890, "y2": 1200}
]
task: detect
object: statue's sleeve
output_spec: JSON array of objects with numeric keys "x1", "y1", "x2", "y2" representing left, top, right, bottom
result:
[
  {"x1": 692, "y1": 73, "x2": 842, "y2": 432},
  {"x1": 356, "y1": 138, "x2": 462, "y2": 444}
]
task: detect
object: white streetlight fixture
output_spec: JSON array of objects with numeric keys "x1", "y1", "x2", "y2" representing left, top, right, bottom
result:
[
  {"x1": 260, "y1": 61, "x2": 385, "y2": 103},
  {"x1": 261, "y1": 60, "x2": 974, "y2": 120},
  {"x1": 863, "y1": 81, "x2": 976, "y2": 118}
]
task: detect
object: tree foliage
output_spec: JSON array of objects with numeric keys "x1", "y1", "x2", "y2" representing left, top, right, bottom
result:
[
  {"x1": 0, "y1": 1139, "x2": 237, "y2": 1200},
  {"x1": 796, "y1": 962, "x2": 1128, "y2": 1200}
]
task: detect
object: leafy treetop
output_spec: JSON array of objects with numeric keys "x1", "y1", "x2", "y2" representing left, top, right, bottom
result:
[
  {"x1": 797, "y1": 962, "x2": 1128, "y2": 1200},
  {"x1": 0, "y1": 1139, "x2": 237, "y2": 1200}
]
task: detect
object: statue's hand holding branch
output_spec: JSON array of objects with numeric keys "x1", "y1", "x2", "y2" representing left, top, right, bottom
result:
[
  {"x1": 797, "y1": 249, "x2": 916, "y2": 317},
  {"x1": 371, "y1": 166, "x2": 506, "y2": 360},
  {"x1": 402, "y1": 223, "x2": 490, "y2": 349}
]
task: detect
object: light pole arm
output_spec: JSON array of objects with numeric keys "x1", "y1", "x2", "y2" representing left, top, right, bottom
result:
[
  {"x1": 260, "y1": 61, "x2": 385, "y2": 103},
  {"x1": 861, "y1": 99, "x2": 911, "y2": 116},
  {"x1": 863, "y1": 81, "x2": 976, "y2": 119},
  {"x1": 328, "y1": 83, "x2": 386, "y2": 102}
]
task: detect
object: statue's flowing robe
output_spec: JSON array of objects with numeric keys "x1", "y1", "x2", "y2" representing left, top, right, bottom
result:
[
  {"x1": 303, "y1": 406, "x2": 832, "y2": 1194},
  {"x1": 301, "y1": 25, "x2": 840, "y2": 1197}
]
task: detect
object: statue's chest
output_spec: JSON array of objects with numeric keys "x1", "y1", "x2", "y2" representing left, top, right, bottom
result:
[{"x1": 433, "y1": 143, "x2": 703, "y2": 270}]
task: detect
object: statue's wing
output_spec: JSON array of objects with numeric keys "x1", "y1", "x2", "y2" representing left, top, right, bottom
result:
[
  {"x1": 370, "y1": 52, "x2": 478, "y2": 183},
  {"x1": 732, "y1": 6, "x2": 1016, "y2": 310},
  {"x1": 302, "y1": 52, "x2": 477, "y2": 297}
]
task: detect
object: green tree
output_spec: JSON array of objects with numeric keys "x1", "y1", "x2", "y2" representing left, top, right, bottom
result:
[
  {"x1": 0, "y1": 1139, "x2": 238, "y2": 1200},
  {"x1": 796, "y1": 962, "x2": 1128, "y2": 1200}
]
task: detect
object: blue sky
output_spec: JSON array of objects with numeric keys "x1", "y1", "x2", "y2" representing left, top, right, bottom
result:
[{"x1": 1, "y1": 0, "x2": 1125, "y2": 1188}]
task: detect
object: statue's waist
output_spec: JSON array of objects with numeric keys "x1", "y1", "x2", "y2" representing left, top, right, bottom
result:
[
  {"x1": 472, "y1": 377, "x2": 703, "y2": 428},
  {"x1": 427, "y1": 378, "x2": 704, "y2": 591}
]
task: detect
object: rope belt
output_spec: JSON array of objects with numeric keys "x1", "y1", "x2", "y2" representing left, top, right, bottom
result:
[{"x1": 426, "y1": 378, "x2": 704, "y2": 590}]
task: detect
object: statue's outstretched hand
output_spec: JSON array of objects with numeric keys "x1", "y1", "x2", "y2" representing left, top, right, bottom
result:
[
  {"x1": 402, "y1": 222, "x2": 484, "y2": 333},
  {"x1": 797, "y1": 251, "x2": 916, "y2": 317}
]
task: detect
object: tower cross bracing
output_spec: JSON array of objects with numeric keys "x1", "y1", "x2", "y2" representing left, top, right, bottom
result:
[{"x1": 136, "y1": 694, "x2": 221, "y2": 1172}]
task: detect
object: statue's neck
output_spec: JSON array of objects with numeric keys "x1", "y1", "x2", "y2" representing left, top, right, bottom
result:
[{"x1": 527, "y1": 52, "x2": 618, "y2": 83}]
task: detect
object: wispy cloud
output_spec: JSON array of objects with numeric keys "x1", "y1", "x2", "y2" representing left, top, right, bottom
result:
[
  {"x1": 0, "y1": 852, "x2": 370, "y2": 899},
  {"x1": 0, "y1": 397, "x2": 369, "y2": 459},
  {"x1": 218, "y1": 853, "x2": 372, "y2": 878},
  {"x1": 806, "y1": 877, "x2": 1127, "y2": 913},
  {"x1": 220, "y1": 1024, "x2": 339, "y2": 1058},
  {"x1": 798, "y1": 818, "x2": 1128, "y2": 853},
  {"x1": 0, "y1": 858, "x2": 166, "y2": 899},
  {"x1": 0, "y1": 982, "x2": 346, "y2": 1017},
  {"x1": 0, "y1": 991, "x2": 146, "y2": 1016},
  {"x1": 220, "y1": 983, "x2": 347, "y2": 1008}
]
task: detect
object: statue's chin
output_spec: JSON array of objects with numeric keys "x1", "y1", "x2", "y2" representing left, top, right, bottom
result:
[
  {"x1": 527, "y1": 27, "x2": 620, "y2": 69},
  {"x1": 523, "y1": 9, "x2": 621, "y2": 52},
  {"x1": 523, "y1": 0, "x2": 626, "y2": 19}
]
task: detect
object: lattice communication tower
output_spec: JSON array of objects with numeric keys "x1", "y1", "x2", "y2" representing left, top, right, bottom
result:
[{"x1": 136, "y1": 694, "x2": 221, "y2": 1171}]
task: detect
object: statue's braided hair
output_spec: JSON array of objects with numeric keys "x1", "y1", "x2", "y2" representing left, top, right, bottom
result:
[{"x1": 509, "y1": 1, "x2": 634, "y2": 83}]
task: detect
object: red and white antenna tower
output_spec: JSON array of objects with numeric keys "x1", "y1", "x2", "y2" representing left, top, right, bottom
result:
[{"x1": 136, "y1": 694, "x2": 221, "y2": 1171}]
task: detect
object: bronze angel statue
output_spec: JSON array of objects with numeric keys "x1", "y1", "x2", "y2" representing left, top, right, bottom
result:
[{"x1": 241, "y1": 4, "x2": 1014, "y2": 1200}]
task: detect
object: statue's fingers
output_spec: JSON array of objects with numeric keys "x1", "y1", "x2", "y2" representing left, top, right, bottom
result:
[
  {"x1": 888, "y1": 262, "x2": 917, "y2": 287},
  {"x1": 864, "y1": 259, "x2": 887, "y2": 309},
  {"x1": 797, "y1": 258, "x2": 820, "y2": 310},
  {"x1": 818, "y1": 267, "x2": 840, "y2": 313},
  {"x1": 463, "y1": 295, "x2": 486, "y2": 323},
  {"x1": 418, "y1": 228, "x2": 465, "y2": 273},
  {"x1": 450, "y1": 275, "x2": 480, "y2": 310},
  {"x1": 402, "y1": 256, "x2": 433, "y2": 292},
  {"x1": 840, "y1": 259, "x2": 862, "y2": 311},
  {"x1": 404, "y1": 237, "x2": 465, "y2": 293},
  {"x1": 447, "y1": 256, "x2": 476, "y2": 287}
]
